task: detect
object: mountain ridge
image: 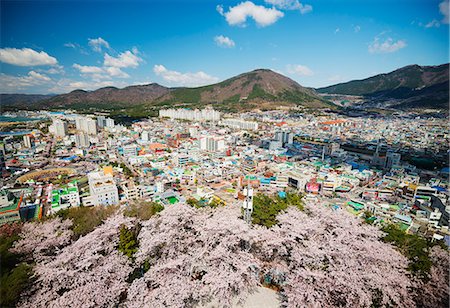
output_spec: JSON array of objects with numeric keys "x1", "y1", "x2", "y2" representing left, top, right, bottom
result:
[
  {"x1": 317, "y1": 63, "x2": 449, "y2": 109},
  {"x1": 3, "y1": 69, "x2": 330, "y2": 113}
]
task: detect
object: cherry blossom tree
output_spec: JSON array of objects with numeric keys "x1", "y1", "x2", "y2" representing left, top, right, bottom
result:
[
  {"x1": 126, "y1": 204, "x2": 261, "y2": 307},
  {"x1": 11, "y1": 200, "x2": 448, "y2": 308},
  {"x1": 17, "y1": 215, "x2": 134, "y2": 308},
  {"x1": 261, "y1": 204, "x2": 414, "y2": 307},
  {"x1": 413, "y1": 245, "x2": 449, "y2": 308},
  {"x1": 11, "y1": 218, "x2": 73, "y2": 261}
]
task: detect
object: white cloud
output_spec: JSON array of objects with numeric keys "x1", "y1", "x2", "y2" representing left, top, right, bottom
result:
[
  {"x1": 368, "y1": 37, "x2": 407, "y2": 53},
  {"x1": 73, "y1": 63, "x2": 129, "y2": 79},
  {"x1": 0, "y1": 71, "x2": 52, "y2": 92},
  {"x1": 104, "y1": 49, "x2": 142, "y2": 68},
  {"x1": 64, "y1": 42, "x2": 89, "y2": 55},
  {"x1": 440, "y1": 0, "x2": 449, "y2": 24},
  {"x1": 264, "y1": 0, "x2": 312, "y2": 14},
  {"x1": 43, "y1": 65, "x2": 64, "y2": 75},
  {"x1": 214, "y1": 35, "x2": 236, "y2": 48},
  {"x1": 88, "y1": 37, "x2": 110, "y2": 52},
  {"x1": 48, "y1": 79, "x2": 128, "y2": 93},
  {"x1": 353, "y1": 25, "x2": 361, "y2": 33},
  {"x1": 73, "y1": 64, "x2": 104, "y2": 74},
  {"x1": 221, "y1": 1, "x2": 284, "y2": 27},
  {"x1": 0, "y1": 48, "x2": 58, "y2": 66},
  {"x1": 64, "y1": 43, "x2": 77, "y2": 49},
  {"x1": 153, "y1": 64, "x2": 219, "y2": 87},
  {"x1": 104, "y1": 66, "x2": 130, "y2": 78},
  {"x1": 286, "y1": 64, "x2": 314, "y2": 76},
  {"x1": 334, "y1": 28, "x2": 340, "y2": 34},
  {"x1": 425, "y1": 19, "x2": 440, "y2": 28},
  {"x1": 217, "y1": 4, "x2": 224, "y2": 15}
]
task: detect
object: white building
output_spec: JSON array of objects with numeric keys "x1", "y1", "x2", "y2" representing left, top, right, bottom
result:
[
  {"x1": 159, "y1": 107, "x2": 221, "y2": 122},
  {"x1": 83, "y1": 167, "x2": 119, "y2": 206},
  {"x1": 105, "y1": 118, "x2": 115, "y2": 128},
  {"x1": 23, "y1": 135, "x2": 32, "y2": 148},
  {"x1": 222, "y1": 118, "x2": 259, "y2": 130},
  {"x1": 76, "y1": 117, "x2": 97, "y2": 135},
  {"x1": 75, "y1": 133, "x2": 90, "y2": 148},
  {"x1": 53, "y1": 119, "x2": 68, "y2": 137},
  {"x1": 141, "y1": 131, "x2": 150, "y2": 142},
  {"x1": 199, "y1": 135, "x2": 225, "y2": 152}
]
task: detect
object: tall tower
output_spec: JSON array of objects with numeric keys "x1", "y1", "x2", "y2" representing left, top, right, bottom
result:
[{"x1": 242, "y1": 182, "x2": 254, "y2": 224}]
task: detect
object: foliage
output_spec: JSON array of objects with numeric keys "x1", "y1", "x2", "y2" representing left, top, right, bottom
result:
[
  {"x1": 187, "y1": 197, "x2": 221, "y2": 209},
  {"x1": 248, "y1": 84, "x2": 276, "y2": 101},
  {"x1": 56, "y1": 205, "x2": 118, "y2": 237},
  {"x1": 118, "y1": 224, "x2": 140, "y2": 259},
  {"x1": 110, "y1": 161, "x2": 133, "y2": 177},
  {"x1": 382, "y1": 224, "x2": 434, "y2": 280},
  {"x1": 251, "y1": 192, "x2": 304, "y2": 228},
  {"x1": 0, "y1": 263, "x2": 33, "y2": 307},
  {"x1": 124, "y1": 201, "x2": 163, "y2": 220},
  {"x1": 0, "y1": 222, "x2": 31, "y2": 308}
]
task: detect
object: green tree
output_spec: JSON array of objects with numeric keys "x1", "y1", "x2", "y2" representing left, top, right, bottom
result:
[
  {"x1": 251, "y1": 192, "x2": 304, "y2": 228},
  {"x1": 56, "y1": 205, "x2": 118, "y2": 237},
  {"x1": 382, "y1": 224, "x2": 434, "y2": 280},
  {"x1": 118, "y1": 224, "x2": 140, "y2": 260},
  {"x1": 124, "y1": 201, "x2": 164, "y2": 220}
]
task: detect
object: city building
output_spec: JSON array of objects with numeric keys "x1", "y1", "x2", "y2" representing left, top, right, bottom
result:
[
  {"x1": 83, "y1": 166, "x2": 119, "y2": 206},
  {"x1": 49, "y1": 181, "x2": 80, "y2": 214},
  {"x1": 222, "y1": 118, "x2": 259, "y2": 130},
  {"x1": 75, "y1": 133, "x2": 90, "y2": 148},
  {"x1": 0, "y1": 190, "x2": 22, "y2": 225},
  {"x1": 23, "y1": 135, "x2": 33, "y2": 148},
  {"x1": 53, "y1": 119, "x2": 68, "y2": 137},
  {"x1": 199, "y1": 135, "x2": 225, "y2": 152},
  {"x1": 159, "y1": 107, "x2": 221, "y2": 122},
  {"x1": 76, "y1": 117, "x2": 97, "y2": 135}
]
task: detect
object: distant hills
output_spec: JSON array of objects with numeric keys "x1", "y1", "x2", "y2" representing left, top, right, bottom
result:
[
  {"x1": 317, "y1": 64, "x2": 449, "y2": 109},
  {"x1": 1, "y1": 69, "x2": 329, "y2": 115},
  {"x1": 0, "y1": 94, "x2": 54, "y2": 107},
  {"x1": 1, "y1": 64, "x2": 448, "y2": 115}
]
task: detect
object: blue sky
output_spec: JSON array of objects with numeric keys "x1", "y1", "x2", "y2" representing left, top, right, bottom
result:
[{"x1": 0, "y1": 0, "x2": 448, "y2": 94}]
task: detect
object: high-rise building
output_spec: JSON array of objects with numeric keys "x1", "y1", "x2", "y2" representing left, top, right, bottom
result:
[
  {"x1": 23, "y1": 135, "x2": 33, "y2": 148},
  {"x1": 83, "y1": 167, "x2": 119, "y2": 206},
  {"x1": 275, "y1": 131, "x2": 294, "y2": 146},
  {"x1": 385, "y1": 152, "x2": 401, "y2": 170},
  {"x1": 105, "y1": 118, "x2": 115, "y2": 128},
  {"x1": 141, "y1": 131, "x2": 150, "y2": 142},
  {"x1": 222, "y1": 118, "x2": 259, "y2": 130},
  {"x1": 76, "y1": 117, "x2": 97, "y2": 135},
  {"x1": 75, "y1": 133, "x2": 90, "y2": 148},
  {"x1": 97, "y1": 116, "x2": 106, "y2": 128},
  {"x1": 53, "y1": 119, "x2": 68, "y2": 137},
  {"x1": 199, "y1": 135, "x2": 225, "y2": 152},
  {"x1": 159, "y1": 107, "x2": 221, "y2": 122}
]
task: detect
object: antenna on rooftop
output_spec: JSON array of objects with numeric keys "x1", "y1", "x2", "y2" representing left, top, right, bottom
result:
[{"x1": 242, "y1": 180, "x2": 253, "y2": 224}]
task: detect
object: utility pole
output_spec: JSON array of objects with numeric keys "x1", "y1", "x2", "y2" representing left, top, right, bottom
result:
[{"x1": 242, "y1": 181, "x2": 253, "y2": 224}]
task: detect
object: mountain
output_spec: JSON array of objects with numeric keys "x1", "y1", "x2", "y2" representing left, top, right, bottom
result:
[
  {"x1": 0, "y1": 94, "x2": 54, "y2": 108},
  {"x1": 156, "y1": 69, "x2": 329, "y2": 111},
  {"x1": 1, "y1": 69, "x2": 331, "y2": 114},
  {"x1": 44, "y1": 83, "x2": 170, "y2": 108},
  {"x1": 317, "y1": 64, "x2": 449, "y2": 109}
]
